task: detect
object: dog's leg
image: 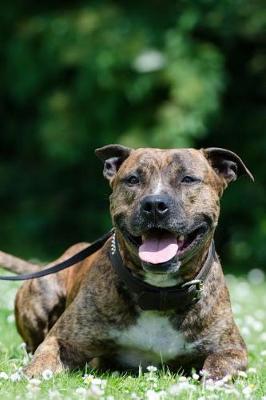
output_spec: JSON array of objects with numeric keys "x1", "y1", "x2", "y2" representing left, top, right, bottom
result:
[
  {"x1": 202, "y1": 349, "x2": 248, "y2": 381},
  {"x1": 15, "y1": 243, "x2": 90, "y2": 353},
  {"x1": 22, "y1": 296, "x2": 111, "y2": 377},
  {"x1": 23, "y1": 333, "x2": 100, "y2": 377},
  {"x1": 15, "y1": 275, "x2": 66, "y2": 353},
  {"x1": 23, "y1": 336, "x2": 65, "y2": 377},
  {"x1": 24, "y1": 333, "x2": 107, "y2": 378}
]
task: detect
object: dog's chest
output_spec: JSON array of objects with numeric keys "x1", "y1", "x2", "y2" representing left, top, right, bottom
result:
[{"x1": 110, "y1": 311, "x2": 194, "y2": 368}]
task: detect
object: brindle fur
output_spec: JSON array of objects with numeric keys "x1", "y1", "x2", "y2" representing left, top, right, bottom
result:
[{"x1": 12, "y1": 146, "x2": 252, "y2": 380}]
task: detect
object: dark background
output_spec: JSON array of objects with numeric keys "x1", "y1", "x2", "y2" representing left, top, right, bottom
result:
[{"x1": 0, "y1": 1, "x2": 265, "y2": 271}]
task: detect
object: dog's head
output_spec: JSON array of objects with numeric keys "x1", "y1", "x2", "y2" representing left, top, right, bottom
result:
[{"x1": 96, "y1": 145, "x2": 253, "y2": 275}]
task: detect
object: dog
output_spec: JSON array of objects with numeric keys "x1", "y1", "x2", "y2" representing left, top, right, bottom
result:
[{"x1": 0, "y1": 145, "x2": 253, "y2": 380}]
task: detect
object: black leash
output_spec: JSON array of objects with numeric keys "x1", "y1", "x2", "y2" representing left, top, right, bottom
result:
[
  {"x1": 0, "y1": 229, "x2": 114, "y2": 281},
  {"x1": 109, "y1": 232, "x2": 216, "y2": 312},
  {"x1": 0, "y1": 227, "x2": 216, "y2": 312}
]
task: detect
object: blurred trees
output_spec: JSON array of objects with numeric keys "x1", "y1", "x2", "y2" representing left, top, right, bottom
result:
[{"x1": 0, "y1": 1, "x2": 265, "y2": 271}]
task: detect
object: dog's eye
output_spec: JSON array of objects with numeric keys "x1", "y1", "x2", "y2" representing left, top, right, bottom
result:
[
  {"x1": 181, "y1": 176, "x2": 200, "y2": 184},
  {"x1": 125, "y1": 175, "x2": 140, "y2": 186}
]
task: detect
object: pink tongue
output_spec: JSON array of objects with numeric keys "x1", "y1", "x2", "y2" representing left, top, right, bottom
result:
[{"x1": 139, "y1": 232, "x2": 178, "y2": 264}]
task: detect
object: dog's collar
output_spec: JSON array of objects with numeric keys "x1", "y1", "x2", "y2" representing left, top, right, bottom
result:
[{"x1": 109, "y1": 232, "x2": 217, "y2": 312}]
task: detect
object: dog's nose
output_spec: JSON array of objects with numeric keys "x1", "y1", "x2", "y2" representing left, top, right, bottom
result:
[{"x1": 141, "y1": 195, "x2": 170, "y2": 218}]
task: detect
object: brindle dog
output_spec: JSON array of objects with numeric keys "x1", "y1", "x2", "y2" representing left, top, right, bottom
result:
[{"x1": 3, "y1": 145, "x2": 254, "y2": 380}]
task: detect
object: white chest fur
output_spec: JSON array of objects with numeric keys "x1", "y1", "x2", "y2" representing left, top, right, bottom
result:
[{"x1": 110, "y1": 311, "x2": 194, "y2": 368}]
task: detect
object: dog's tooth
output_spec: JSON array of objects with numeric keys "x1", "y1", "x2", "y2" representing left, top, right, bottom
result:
[{"x1": 179, "y1": 235, "x2": 185, "y2": 241}]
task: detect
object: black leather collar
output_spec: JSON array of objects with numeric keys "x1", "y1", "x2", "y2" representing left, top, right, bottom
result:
[{"x1": 109, "y1": 232, "x2": 217, "y2": 312}]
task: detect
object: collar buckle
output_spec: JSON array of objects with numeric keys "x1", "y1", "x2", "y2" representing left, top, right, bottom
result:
[
  {"x1": 181, "y1": 279, "x2": 204, "y2": 301},
  {"x1": 181, "y1": 279, "x2": 203, "y2": 289}
]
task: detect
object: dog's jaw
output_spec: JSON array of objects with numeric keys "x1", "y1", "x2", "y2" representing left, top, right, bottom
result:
[{"x1": 115, "y1": 228, "x2": 214, "y2": 288}]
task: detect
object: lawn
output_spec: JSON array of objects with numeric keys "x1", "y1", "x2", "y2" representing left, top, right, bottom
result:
[{"x1": 0, "y1": 271, "x2": 265, "y2": 399}]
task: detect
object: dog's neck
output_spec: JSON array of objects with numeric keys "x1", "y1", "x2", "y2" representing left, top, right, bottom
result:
[
  {"x1": 115, "y1": 231, "x2": 213, "y2": 288},
  {"x1": 143, "y1": 272, "x2": 182, "y2": 287}
]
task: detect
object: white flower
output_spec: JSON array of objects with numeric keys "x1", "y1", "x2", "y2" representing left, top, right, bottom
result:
[
  {"x1": 242, "y1": 385, "x2": 254, "y2": 397},
  {"x1": 192, "y1": 373, "x2": 199, "y2": 380},
  {"x1": 260, "y1": 350, "x2": 266, "y2": 356},
  {"x1": 247, "y1": 367, "x2": 257, "y2": 374},
  {"x1": 234, "y1": 281, "x2": 251, "y2": 298},
  {"x1": 146, "y1": 389, "x2": 161, "y2": 400},
  {"x1": 19, "y1": 342, "x2": 27, "y2": 350},
  {"x1": 199, "y1": 369, "x2": 210, "y2": 378},
  {"x1": 168, "y1": 382, "x2": 195, "y2": 395},
  {"x1": 48, "y1": 389, "x2": 60, "y2": 399},
  {"x1": 205, "y1": 379, "x2": 225, "y2": 389},
  {"x1": 204, "y1": 379, "x2": 216, "y2": 390},
  {"x1": 251, "y1": 319, "x2": 264, "y2": 332},
  {"x1": 10, "y1": 372, "x2": 22, "y2": 382},
  {"x1": 232, "y1": 303, "x2": 242, "y2": 314},
  {"x1": 178, "y1": 376, "x2": 188, "y2": 382},
  {"x1": 0, "y1": 372, "x2": 8, "y2": 380},
  {"x1": 83, "y1": 373, "x2": 94, "y2": 381},
  {"x1": 222, "y1": 374, "x2": 232, "y2": 383},
  {"x1": 237, "y1": 371, "x2": 247, "y2": 378},
  {"x1": 91, "y1": 377, "x2": 105, "y2": 386},
  {"x1": 247, "y1": 268, "x2": 265, "y2": 284},
  {"x1": 29, "y1": 378, "x2": 41, "y2": 386},
  {"x1": 168, "y1": 384, "x2": 182, "y2": 395},
  {"x1": 26, "y1": 383, "x2": 40, "y2": 393},
  {"x1": 241, "y1": 326, "x2": 251, "y2": 337},
  {"x1": 260, "y1": 332, "x2": 266, "y2": 341},
  {"x1": 131, "y1": 393, "x2": 140, "y2": 399},
  {"x1": 90, "y1": 384, "x2": 104, "y2": 396},
  {"x1": 7, "y1": 314, "x2": 15, "y2": 323},
  {"x1": 42, "y1": 369, "x2": 53, "y2": 380},
  {"x1": 223, "y1": 387, "x2": 241, "y2": 396},
  {"x1": 22, "y1": 356, "x2": 30, "y2": 365},
  {"x1": 146, "y1": 365, "x2": 158, "y2": 373},
  {"x1": 75, "y1": 387, "x2": 87, "y2": 396}
]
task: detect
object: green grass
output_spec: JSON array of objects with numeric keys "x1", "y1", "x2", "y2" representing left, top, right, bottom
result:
[{"x1": 0, "y1": 274, "x2": 265, "y2": 399}]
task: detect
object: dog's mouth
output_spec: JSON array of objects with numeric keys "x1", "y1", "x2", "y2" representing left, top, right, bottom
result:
[{"x1": 124, "y1": 224, "x2": 208, "y2": 270}]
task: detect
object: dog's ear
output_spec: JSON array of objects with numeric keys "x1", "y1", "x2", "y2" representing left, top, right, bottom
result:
[
  {"x1": 95, "y1": 144, "x2": 132, "y2": 180},
  {"x1": 203, "y1": 147, "x2": 254, "y2": 183}
]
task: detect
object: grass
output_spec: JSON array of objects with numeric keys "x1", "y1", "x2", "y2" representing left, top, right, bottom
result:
[{"x1": 0, "y1": 272, "x2": 265, "y2": 399}]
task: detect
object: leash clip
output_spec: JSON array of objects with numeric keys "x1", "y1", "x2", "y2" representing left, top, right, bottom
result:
[
  {"x1": 181, "y1": 279, "x2": 203, "y2": 289},
  {"x1": 194, "y1": 279, "x2": 204, "y2": 300},
  {"x1": 182, "y1": 279, "x2": 203, "y2": 301}
]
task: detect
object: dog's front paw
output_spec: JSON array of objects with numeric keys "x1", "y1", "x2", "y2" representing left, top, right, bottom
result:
[
  {"x1": 23, "y1": 356, "x2": 64, "y2": 378},
  {"x1": 200, "y1": 368, "x2": 233, "y2": 383},
  {"x1": 23, "y1": 335, "x2": 67, "y2": 378},
  {"x1": 202, "y1": 350, "x2": 247, "y2": 382}
]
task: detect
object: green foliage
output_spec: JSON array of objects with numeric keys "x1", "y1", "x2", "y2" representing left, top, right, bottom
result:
[{"x1": 0, "y1": 1, "x2": 265, "y2": 270}]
